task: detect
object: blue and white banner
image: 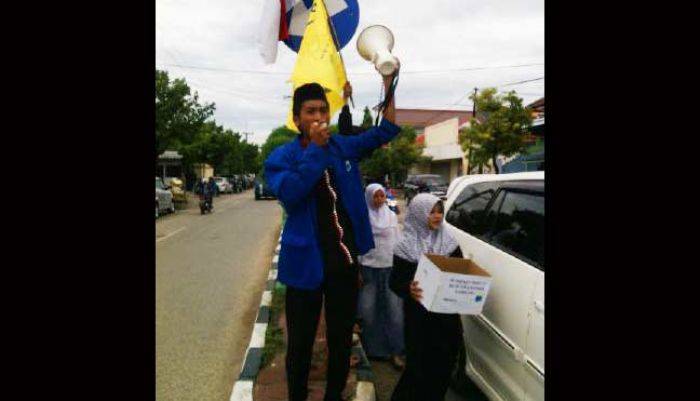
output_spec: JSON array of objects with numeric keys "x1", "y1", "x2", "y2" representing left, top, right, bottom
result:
[{"x1": 283, "y1": 0, "x2": 360, "y2": 53}]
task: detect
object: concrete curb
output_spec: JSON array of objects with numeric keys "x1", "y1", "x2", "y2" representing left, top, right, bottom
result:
[
  {"x1": 229, "y1": 230, "x2": 282, "y2": 401},
  {"x1": 229, "y1": 228, "x2": 376, "y2": 401},
  {"x1": 352, "y1": 335, "x2": 376, "y2": 401}
]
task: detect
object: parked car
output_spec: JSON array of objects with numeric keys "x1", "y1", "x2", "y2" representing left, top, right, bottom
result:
[
  {"x1": 213, "y1": 176, "x2": 233, "y2": 194},
  {"x1": 227, "y1": 175, "x2": 243, "y2": 193},
  {"x1": 254, "y1": 178, "x2": 276, "y2": 200},
  {"x1": 155, "y1": 177, "x2": 175, "y2": 218},
  {"x1": 444, "y1": 171, "x2": 544, "y2": 401},
  {"x1": 403, "y1": 174, "x2": 449, "y2": 204},
  {"x1": 164, "y1": 177, "x2": 187, "y2": 203}
]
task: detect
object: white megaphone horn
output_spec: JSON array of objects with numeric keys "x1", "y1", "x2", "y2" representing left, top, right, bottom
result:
[{"x1": 356, "y1": 25, "x2": 399, "y2": 76}]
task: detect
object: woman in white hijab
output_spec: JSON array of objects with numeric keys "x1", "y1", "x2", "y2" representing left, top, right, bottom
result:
[
  {"x1": 357, "y1": 183, "x2": 405, "y2": 368},
  {"x1": 389, "y1": 193, "x2": 463, "y2": 401}
]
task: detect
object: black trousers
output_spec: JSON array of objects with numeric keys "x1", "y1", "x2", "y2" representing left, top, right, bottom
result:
[
  {"x1": 390, "y1": 304, "x2": 462, "y2": 401},
  {"x1": 285, "y1": 253, "x2": 359, "y2": 401}
]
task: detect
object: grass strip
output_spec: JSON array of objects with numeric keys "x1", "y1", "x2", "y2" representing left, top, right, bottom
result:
[{"x1": 261, "y1": 282, "x2": 286, "y2": 368}]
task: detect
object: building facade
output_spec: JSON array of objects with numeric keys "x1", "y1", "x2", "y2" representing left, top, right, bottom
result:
[
  {"x1": 408, "y1": 117, "x2": 469, "y2": 182},
  {"x1": 395, "y1": 108, "x2": 475, "y2": 183}
]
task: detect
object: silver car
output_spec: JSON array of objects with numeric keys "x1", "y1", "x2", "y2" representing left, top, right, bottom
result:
[
  {"x1": 156, "y1": 177, "x2": 175, "y2": 218},
  {"x1": 213, "y1": 176, "x2": 233, "y2": 194}
]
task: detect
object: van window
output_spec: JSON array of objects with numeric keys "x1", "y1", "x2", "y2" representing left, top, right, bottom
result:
[
  {"x1": 486, "y1": 190, "x2": 544, "y2": 270},
  {"x1": 446, "y1": 182, "x2": 499, "y2": 237}
]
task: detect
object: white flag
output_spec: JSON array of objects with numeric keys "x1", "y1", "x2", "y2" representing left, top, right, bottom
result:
[{"x1": 257, "y1": 0, "x2": 283, "y2": 64}]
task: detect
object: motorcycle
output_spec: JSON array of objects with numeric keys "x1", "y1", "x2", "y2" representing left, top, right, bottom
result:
[
  {"x1": 386, "y1": 188, "x2": 400, "y2": 215},
  {"x1": 199, "y1": 193, "x2": 213, "y2": 214}
]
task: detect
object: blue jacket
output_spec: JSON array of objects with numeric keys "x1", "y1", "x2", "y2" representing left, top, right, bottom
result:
[{"x1": 264, "y1": 119, "x2": 401, "y2": 289}]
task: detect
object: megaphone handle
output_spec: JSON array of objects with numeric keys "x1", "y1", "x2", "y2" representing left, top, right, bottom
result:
[
  {"x1": 376, "y1": 72, "x2": 399, "y2": 125},
  {"x1": 383, "y1": 72, "x2": 398, "y2": 109}
]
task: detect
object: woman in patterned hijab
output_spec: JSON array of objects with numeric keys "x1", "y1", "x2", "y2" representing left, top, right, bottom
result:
[
  {"x1": 389, "y1": 192, "x2": 464, "y2": 401},
  {"x1": 394, "y1": 193, "x2": 459, "y2": 263}
]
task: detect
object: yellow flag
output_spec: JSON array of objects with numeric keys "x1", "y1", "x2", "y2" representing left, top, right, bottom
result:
[{"x1": 286, "y1": 0, "x2": 348, "y2": 132}]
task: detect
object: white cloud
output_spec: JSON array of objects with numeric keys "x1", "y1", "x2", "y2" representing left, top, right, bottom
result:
[{"x1": 156, "y1": 0, "x2": 544, "y2": 145}]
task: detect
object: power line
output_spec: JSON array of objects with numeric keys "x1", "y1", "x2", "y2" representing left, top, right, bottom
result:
[
  {"x1": 396, "y1": 63, "x2": 544, "y2": 75},
  {"x1": 185, "y1": 77, "x2": 289, "y2": 106},
  {"x1": 499, "y1": 77, "x2": 544, "y2": 87},
  {"x1": 421, "y1": 77, "x2": 544, "y2": 126},
  {"x1": 159, "y1": 63, "x2": 288, "y2": 75},
  {"x1": 156, "y1": 62, "x2": 544, "y2": 77}
]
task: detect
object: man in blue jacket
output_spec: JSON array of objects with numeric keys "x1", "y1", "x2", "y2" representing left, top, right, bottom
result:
[{"x1": 265, "y1": 70, "x2": 400, "y2": 401}]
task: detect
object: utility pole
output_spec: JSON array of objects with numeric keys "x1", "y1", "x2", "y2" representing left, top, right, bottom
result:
[
  {"x1": 471, "y1": 87, "x2": 485, "y2": 174},
  {"x1": 467, "y1": 87, "x2": 477, "y2": 175},
  {"x1": 243, "y1": 121, "x2": 249, "y2": 142}
]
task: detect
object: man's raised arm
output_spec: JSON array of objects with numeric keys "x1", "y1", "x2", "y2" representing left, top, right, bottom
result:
[{"x1": 339, "y1": 70, "x2": 401, "y2": 159}]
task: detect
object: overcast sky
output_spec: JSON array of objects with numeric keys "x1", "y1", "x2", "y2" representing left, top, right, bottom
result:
[{"x1": 156, "y1": 0, "x2": 544, "y2": 145}]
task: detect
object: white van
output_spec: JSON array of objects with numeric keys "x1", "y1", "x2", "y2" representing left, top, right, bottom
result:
[{"x1": 444, "y1": 172, "x2": 544, "y2": 401}]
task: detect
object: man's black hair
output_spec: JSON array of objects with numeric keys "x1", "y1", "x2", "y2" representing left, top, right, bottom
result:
[{"x1": 293, "y1": 83, "x2": 329, "y2": 117}]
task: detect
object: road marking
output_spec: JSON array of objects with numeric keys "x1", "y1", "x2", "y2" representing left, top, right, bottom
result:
[
  {"x1": 268, "y1": 269, "x2": 278, "y2": 281},
  {"x1": 156, "y1": 226, "x2": 186, "y2": 243},
  {"x1": 261, "y1": 291, "x2": 272, "y2": 307}
]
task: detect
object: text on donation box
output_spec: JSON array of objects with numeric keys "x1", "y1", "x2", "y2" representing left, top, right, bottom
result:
[{"x1": 414, "y1": 253, "x2": 492, "y2": 315}]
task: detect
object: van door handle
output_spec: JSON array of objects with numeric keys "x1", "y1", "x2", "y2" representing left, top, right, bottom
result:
[{"x1": 534, "y1": 301, "x2": 544, "y2": 313}]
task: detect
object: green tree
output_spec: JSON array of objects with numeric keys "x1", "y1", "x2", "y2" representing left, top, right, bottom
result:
[
  {"x1": 360, "y1": 125, "x2": 430, "y2": 185},
  {"x1": 459, "y1": 88, "x2": 533, "y2": 174},
  {"x1": 241, "y1": 142, "x2": 261, "y2": 174},
  {"x1": 179, "y1": 122, "x2": 244, "y2": 176},
  {"x1": 155, "y1": 70, "x2": 215, "y2": 160},
  {"x1": 258, "y1": 126, "x2": 299, "y2": 177}
]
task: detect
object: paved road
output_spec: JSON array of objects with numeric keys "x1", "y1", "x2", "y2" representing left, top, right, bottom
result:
[{"x1": 156, "y1": 190, "x2": 282, "y2": 401}]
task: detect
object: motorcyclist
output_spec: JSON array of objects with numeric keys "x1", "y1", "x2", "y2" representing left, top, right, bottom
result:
[
  {"x1": 207, "y1": 177, "x2": 217, "y2": 206},
  {"x1": 196, "y1": 178, "x2": 215, "y2": 210}
]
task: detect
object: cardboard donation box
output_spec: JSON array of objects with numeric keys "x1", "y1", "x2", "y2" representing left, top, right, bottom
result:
[{"x1": 413, "y1": 253, "x2": 492, "y2": 315}]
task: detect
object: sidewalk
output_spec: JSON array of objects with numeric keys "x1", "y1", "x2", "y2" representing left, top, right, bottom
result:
[
  {"x1": 254, "y1": 300, "x2": 369, "y2": 401},
  {"x1": 252, "y1": 193, "x2": 486, "y2": 401}
]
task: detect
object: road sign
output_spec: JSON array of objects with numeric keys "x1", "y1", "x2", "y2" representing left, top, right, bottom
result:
[{"x1": 283, "y1": 0, "x2": 360, "y2": 53}]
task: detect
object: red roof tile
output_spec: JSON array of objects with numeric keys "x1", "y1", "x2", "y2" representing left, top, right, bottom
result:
[
  {"x1": 527, "y1": 97, "x2": 545, "y2": 111},
  {"x1": 395, "y1": 108, "x2": 473, "y2": 128}
]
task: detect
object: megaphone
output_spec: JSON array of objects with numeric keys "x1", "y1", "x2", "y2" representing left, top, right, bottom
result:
[{"x1": 356, "y1": 25, "x2": 399, "y2": 76}]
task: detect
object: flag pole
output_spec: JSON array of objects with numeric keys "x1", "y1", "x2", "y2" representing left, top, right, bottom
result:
[{"x1": 320, "y1": 0, "x2": 354, "y2": 108}]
